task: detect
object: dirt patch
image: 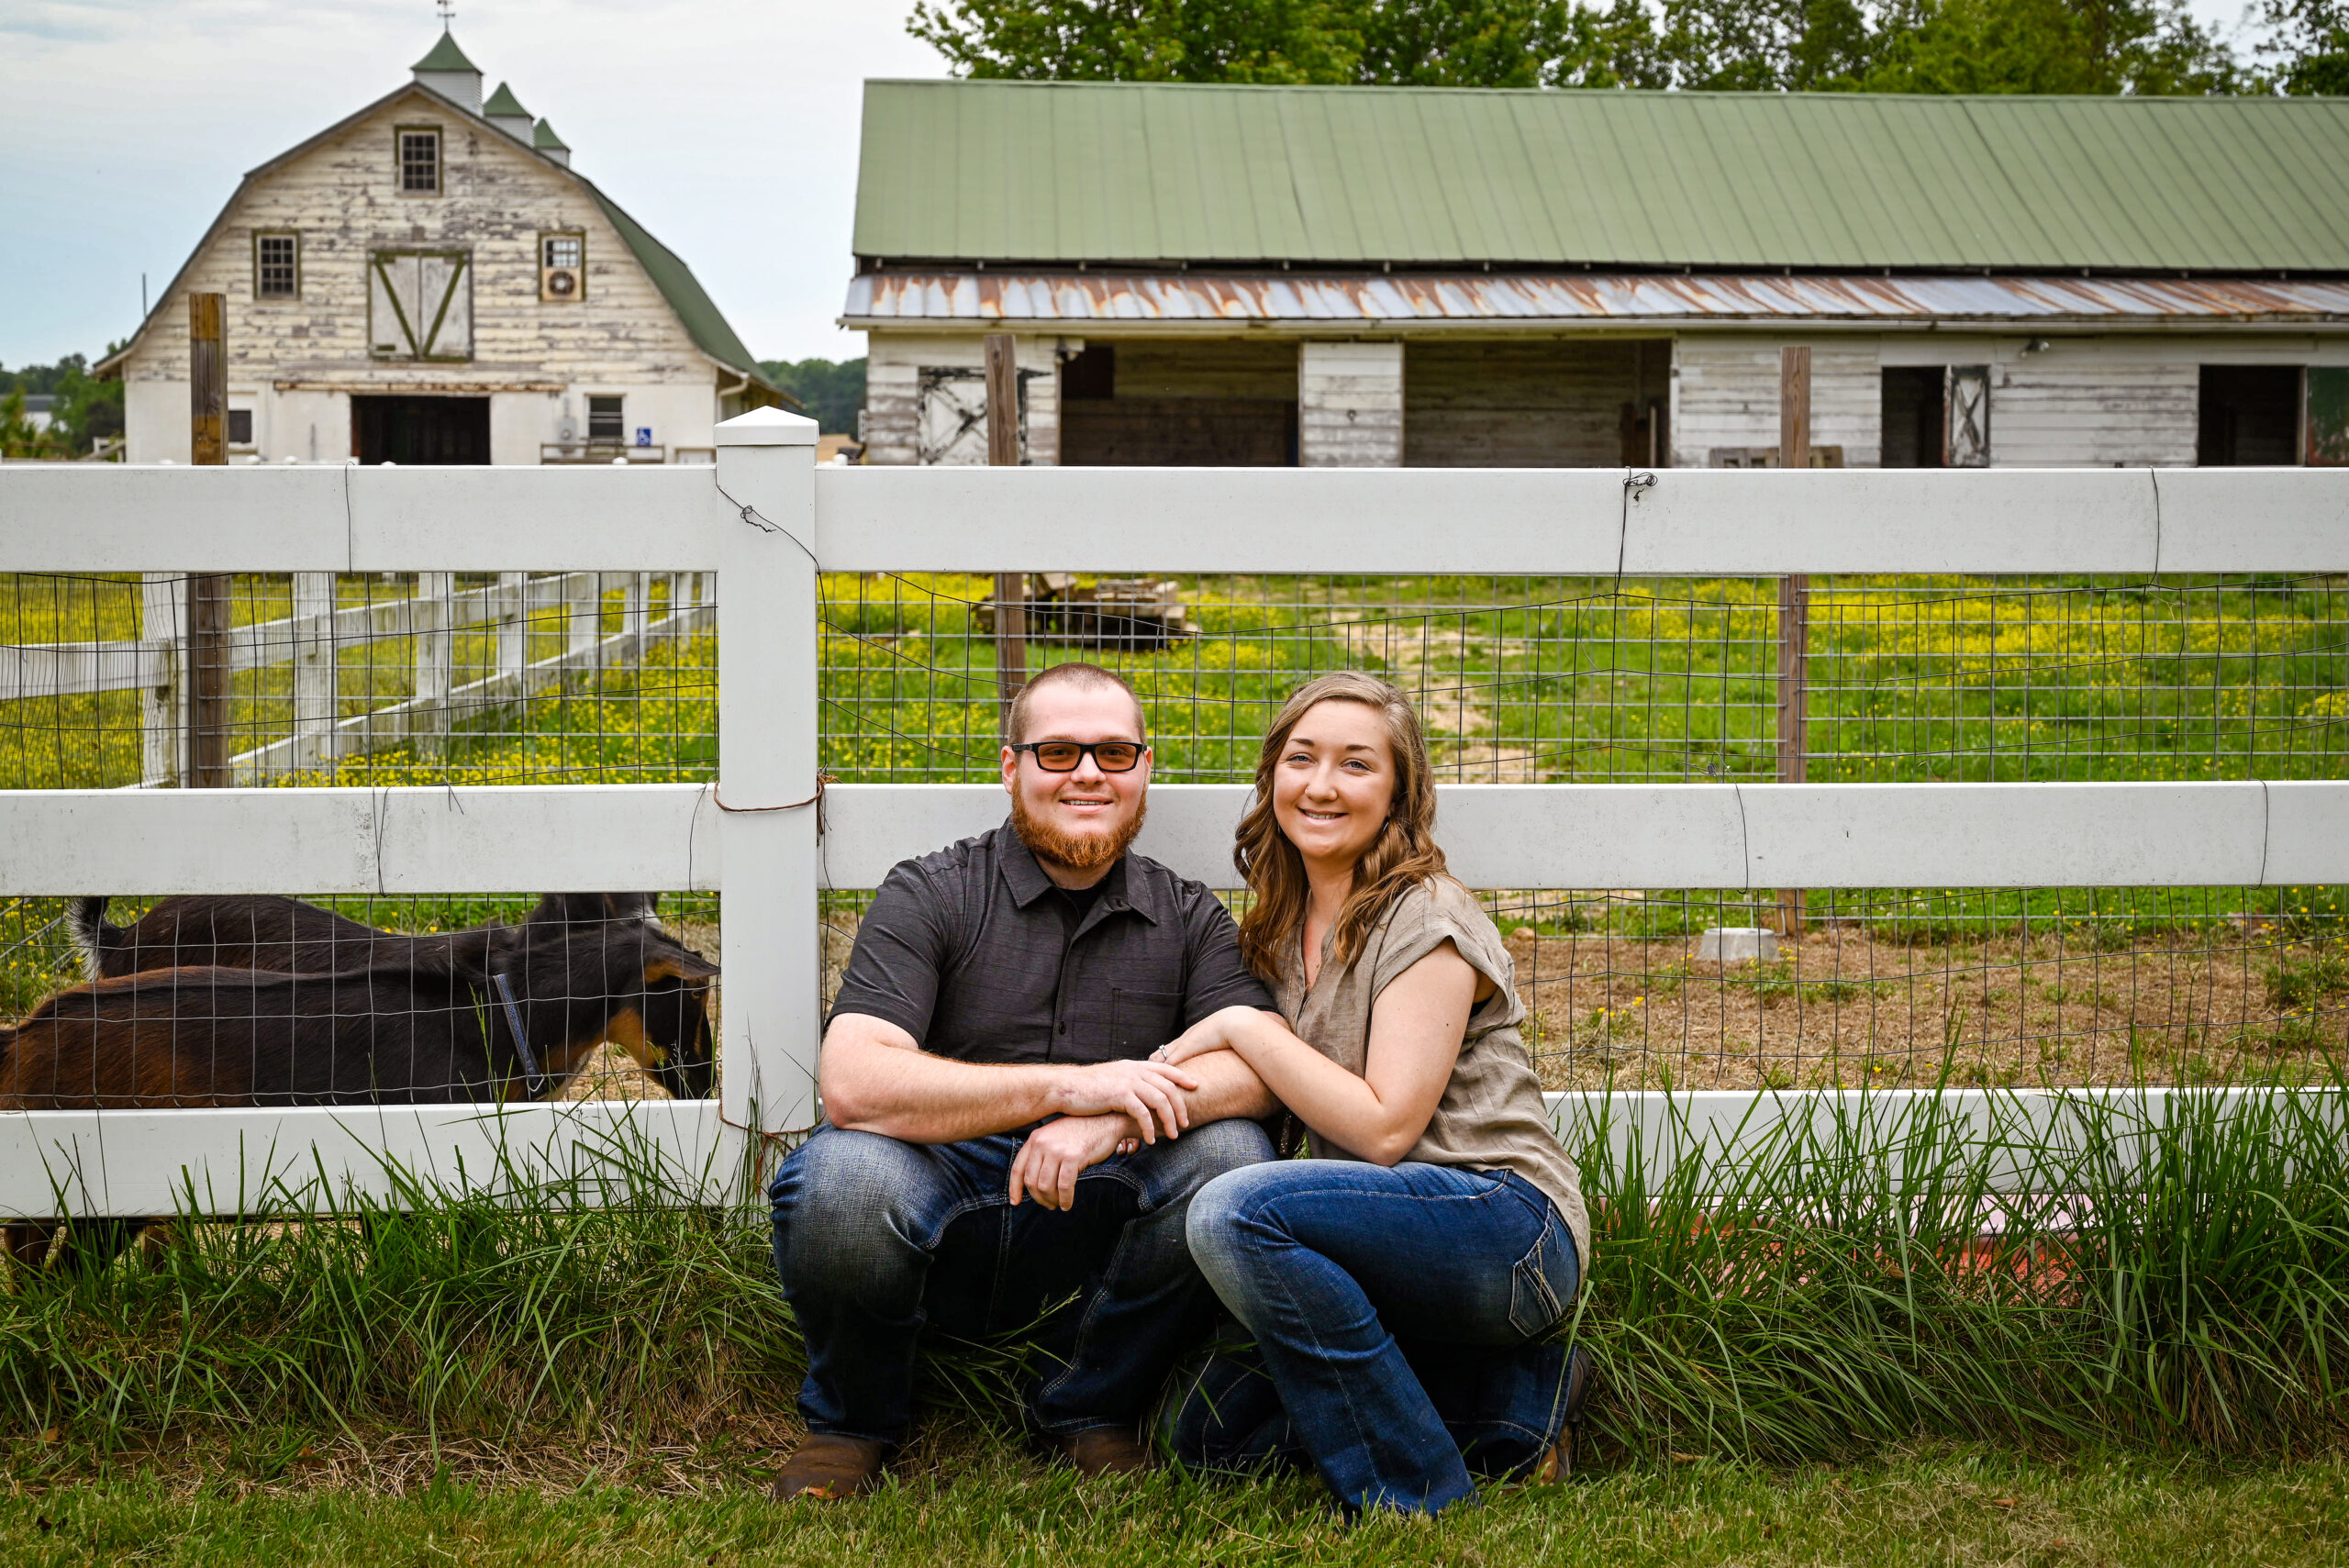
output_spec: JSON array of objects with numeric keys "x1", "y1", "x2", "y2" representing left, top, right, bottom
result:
[{"x1": 1509, "y1": 927, "x2": 2347, "y2": 1091}]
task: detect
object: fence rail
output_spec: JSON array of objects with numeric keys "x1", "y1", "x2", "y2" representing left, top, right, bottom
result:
[{"x1": 2, "y1": 422, "x2": 2344, "y2": 1217}]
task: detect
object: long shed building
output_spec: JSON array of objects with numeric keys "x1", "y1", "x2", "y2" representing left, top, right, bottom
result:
[{"x1": 843, "y1": 82, "x2": 2349, "y2": 471}]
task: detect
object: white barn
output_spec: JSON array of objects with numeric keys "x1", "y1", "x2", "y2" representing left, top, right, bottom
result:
[{"x1": 100, "y1": 31, "x2": 781, "y2": 467}]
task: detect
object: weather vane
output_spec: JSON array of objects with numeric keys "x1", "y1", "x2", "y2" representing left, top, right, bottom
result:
[{"x1": 437, "y1": 0, "x2": 454, "y2": 30}]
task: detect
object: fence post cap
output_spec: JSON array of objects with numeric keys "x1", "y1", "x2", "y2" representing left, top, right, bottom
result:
[{"x1": 716, "y1": 407, "x2": 818, "y2": 448}]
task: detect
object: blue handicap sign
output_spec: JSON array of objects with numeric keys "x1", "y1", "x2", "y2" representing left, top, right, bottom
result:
[{"x1": 635, "y1": 427, "x2": 652, "y2": 447}]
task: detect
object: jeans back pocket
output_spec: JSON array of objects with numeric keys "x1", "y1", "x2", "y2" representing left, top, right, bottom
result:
[{"x1": 1506, "y1": 1206, "x2": 1568, "y2": 1340}]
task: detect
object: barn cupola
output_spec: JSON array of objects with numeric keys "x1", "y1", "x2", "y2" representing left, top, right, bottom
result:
[
  {"x1": 411, "y1": 31, "x2": 483, "y2": 116},
  {"x1": 484, "y1": 81, "x2": 533, "y2": 142},
  {"x1": 533, "y1": 118, "x2": 572, "y2": 168}
]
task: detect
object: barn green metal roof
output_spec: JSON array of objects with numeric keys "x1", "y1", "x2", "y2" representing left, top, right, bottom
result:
[
  {"x1": 411, "y1": 32, "x2": 478, "y2": 73},
  {"x1": 852, "y1": 81, "x2": 2349, "y2": 273}
]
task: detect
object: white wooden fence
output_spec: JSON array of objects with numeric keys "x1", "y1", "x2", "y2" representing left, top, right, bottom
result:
[
  {"x1": 1, "y1": 567, "x2": 712, "y2": 784},
  {"x1": 1, "y1": 416, "x2": 2345, "y2": 1215}
]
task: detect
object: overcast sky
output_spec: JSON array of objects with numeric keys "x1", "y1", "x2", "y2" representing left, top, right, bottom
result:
[{"x1": 0, "y1": 0, "x2": 2265, "y2": 373}]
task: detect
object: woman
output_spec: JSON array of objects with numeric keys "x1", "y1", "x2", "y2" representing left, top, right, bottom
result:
[{"x1": 1152, "y1": 671, "x2": 1591, "y2": 1516}]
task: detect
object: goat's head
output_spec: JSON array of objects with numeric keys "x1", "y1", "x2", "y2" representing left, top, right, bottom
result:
[{"x1": 604, "y1": 923, "x2": 719, "y2": 1101}]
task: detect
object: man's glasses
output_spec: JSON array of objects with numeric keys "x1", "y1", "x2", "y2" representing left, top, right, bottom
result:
[{"x1": 1009, "y1": 740, "x2": 1147, "y2": 773}]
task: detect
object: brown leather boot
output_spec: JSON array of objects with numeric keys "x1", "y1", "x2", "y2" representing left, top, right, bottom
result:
[
  {"x1": 1530, "y1": 1347, "x2": 1598, "y2": 1484},
  {"x1": 1052, "y1": 1425, "x2": 1154, "y2": 1477},
  {"x1": 772, "y1": 1433, "x2": 888, "y2": 1501}
]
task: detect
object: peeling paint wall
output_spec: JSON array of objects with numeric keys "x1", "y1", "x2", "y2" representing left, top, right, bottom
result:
[
  {"x1": 118, "y1": 88, "x2": 720, "y2": 465},
  {"x1": 1299, "y1": 340, "x2": 1403, "y2": 468},
  {"x1": 1674, "y1": 338, "x2": 1884, "y2": 468},
  {"x1": 862, "y1": 333, "x2": 1065, "y2": 466}
]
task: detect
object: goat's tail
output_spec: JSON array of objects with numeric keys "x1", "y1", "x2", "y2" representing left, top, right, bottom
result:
[{"x1": 64, "y1": 897, "x2": 119, "y2": 980}]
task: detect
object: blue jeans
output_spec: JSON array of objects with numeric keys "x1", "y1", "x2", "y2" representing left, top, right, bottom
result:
[
  {"x1": 769, "y1": 1117, "x2": 1274, "y2": 1443},
  {"x1": 1169, "y1": 1160, "x2": 1582, "y2": 1516}
]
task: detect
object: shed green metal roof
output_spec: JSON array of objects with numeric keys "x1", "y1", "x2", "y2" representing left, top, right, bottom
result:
[
  {"x1": 411, "y1": 32, "x2": 478, "y2": 73},
  {"x1": 533, "y1": 117, "x2": 570, "y2": 151},
  {"x1": 853, "y1": 81, "x2": 2349, "y2": 273},
  {"x1": 482, "y1": 81, "x2": 529, "y2": 119}
]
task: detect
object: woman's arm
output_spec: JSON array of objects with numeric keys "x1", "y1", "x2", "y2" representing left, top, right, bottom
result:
[{"x1": 1163, "y1": 940, "x2": 1481, "y2": 1165}]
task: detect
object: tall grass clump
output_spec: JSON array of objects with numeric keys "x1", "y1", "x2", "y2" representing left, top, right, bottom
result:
[
  {"x1": 4, "y1": 1089, "x2": 2344, "y2": 1466},
  {"x1": 1572, "y1": 1080, "x2": 2349, "y2": 1459}
]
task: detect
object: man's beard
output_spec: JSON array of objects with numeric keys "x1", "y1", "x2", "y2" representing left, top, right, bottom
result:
[{"x1": 1011, "y1": 789, "x2": 1148, "y2": 874}]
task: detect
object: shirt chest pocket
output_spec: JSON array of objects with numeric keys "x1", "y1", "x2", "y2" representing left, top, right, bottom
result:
[{"x1": 1108, "y1": 987, "x2": 1184, "y2": 1056}]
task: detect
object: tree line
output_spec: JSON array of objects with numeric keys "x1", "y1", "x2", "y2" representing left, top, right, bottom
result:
[
  {"x1": 910, "y1": 0, "x2": 2349, "y2": 95},
  {"x1": 0, "y1": 353, "x2": 125, "y2": 461}
]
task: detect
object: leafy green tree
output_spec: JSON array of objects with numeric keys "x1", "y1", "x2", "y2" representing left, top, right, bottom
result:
[
  {"x1": 907, "y1": 0, "x2": 2247, "y2": 93},
  {"x1": 2261, "y1": 0, "x2": 2349, "y2": 93},
  {"x1": 759, "y1": 358, "x2": 868, "y2": 437},
  {"x1": 0, "y1": 351, "x2": 123, "y2": 457}
]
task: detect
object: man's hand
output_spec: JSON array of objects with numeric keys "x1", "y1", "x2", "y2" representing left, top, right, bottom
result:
[
  {"x1": 1052, "y1": 1057, "x2": 1199, "y2": 1142},
  {"x1": 1008, "y1": 1115, "x2": 1133, "y2": 1210}
]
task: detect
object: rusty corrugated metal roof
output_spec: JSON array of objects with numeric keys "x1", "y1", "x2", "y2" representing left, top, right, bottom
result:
[
  {"x1": 842, "y1": 271, "x2": 2349, "y2": 327},
  {"x1": 855, "y1": 82, "x2": 2349, "y2": 273}
]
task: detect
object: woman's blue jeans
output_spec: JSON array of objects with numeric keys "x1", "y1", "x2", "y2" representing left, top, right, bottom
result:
[{"x1": 1166, "y1": 1160, "x2": 1582, "y2": 1516}]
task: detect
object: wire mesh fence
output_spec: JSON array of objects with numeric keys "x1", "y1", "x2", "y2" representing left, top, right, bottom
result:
[{"x1": 6, "y1": 568, "x2": 2346, "y2": 1105}]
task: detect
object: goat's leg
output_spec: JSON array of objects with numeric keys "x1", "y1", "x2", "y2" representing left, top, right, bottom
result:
[
  {"x1": 54, "y1": 1218, "x2": 145, "y2": 1272},
  {"x1": 3, "y1": 1220, "x2": 59, "y2": 1270}
]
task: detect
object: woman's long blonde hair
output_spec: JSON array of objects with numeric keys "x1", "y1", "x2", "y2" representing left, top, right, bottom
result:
[{"x1": 1234, "y1": 672, "x2": 1448, "y2": 980}]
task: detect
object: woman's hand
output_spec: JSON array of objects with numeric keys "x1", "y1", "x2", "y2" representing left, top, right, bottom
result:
[{"x1": 1153, "y1": 1006, "x2": 1255, "y2": 1068}]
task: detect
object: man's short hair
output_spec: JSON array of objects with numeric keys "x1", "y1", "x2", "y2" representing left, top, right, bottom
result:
[{"x1": 1005, "y1": 662, "x2": 1148, "y2": 745}]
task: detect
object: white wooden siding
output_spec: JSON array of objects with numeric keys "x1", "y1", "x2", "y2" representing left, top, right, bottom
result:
[
  {"x1": 1672, "y1": 338, "x2": 1883, "y2": 468},
  {"x1": 861, "y1": 333, "x2": 1065, "y2": 467},
  {"x1": 1299, "y1": 339, "x2": 1404, "y2": 467}
]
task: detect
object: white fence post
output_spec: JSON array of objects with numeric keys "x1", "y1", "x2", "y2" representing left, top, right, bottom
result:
[
  {"x1": 138, "y1": 573, "x2": 185, "y2": 786},
  {"x1": 413, "y1": 572, "x2": 453, "y2": 757},
  {"x1": 291, "y1": 571, "x2": 336, "y2": 773},
  {"x1": 715, "y1": 406, "x2": 822, "y2": 1141},
  {"x1": 495, "y1": 571, "x2": 527, "y2": 698},
  {"x1": 565, "y1": 572, "x2": 600, "y2": 690}
]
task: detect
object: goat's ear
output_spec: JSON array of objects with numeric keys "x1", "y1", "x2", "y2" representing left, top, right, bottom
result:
[{"x1": 644, "y1": 949, "x2": 718, "y2": 984}]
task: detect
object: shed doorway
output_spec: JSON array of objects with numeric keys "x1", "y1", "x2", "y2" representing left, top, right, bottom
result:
[
  {"x1": 1057, "y1": 341, "x2": 1298, "y2": 466},
  {"x1": 353, "y1": 395, "x2": 491, "y2": 465}
]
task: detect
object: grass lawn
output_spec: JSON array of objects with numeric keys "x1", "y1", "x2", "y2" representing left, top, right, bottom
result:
[{"x1": 3, "y1": 1444, "x2": 2344, "y2": 1566}]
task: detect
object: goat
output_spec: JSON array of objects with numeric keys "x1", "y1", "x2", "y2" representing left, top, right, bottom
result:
[
  {"x1": 2, "y1": 916, "x2": 715, "y2": 1110},
  {"x1": 62, "y1": 892, "x2": 711, "y2": 1101},
  {"x1": 1, "y1": 915, "x2": 717, "y2": 1271}
]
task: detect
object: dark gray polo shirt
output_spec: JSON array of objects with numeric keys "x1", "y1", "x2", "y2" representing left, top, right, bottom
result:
[{"x1": 829, "y1": 822, "x2": 1275, "y2": 1066}]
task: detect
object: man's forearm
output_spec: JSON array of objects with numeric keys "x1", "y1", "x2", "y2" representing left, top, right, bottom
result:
[
  {"x1": 1175, "y1": 1045, "x2": 1280, "y2": 1125},
  {"x1": 823, "y1": 1047, "x2": 1077, "y2": 1144}
]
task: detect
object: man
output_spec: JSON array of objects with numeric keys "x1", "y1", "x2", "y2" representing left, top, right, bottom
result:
[{"x1": 769, "y1": 662, "x2": 1280, "y2": 1499}]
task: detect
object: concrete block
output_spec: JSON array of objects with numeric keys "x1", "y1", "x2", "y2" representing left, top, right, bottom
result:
[{"x1": 1697, "y1": 927, "x2": 1778, "y2": 963}]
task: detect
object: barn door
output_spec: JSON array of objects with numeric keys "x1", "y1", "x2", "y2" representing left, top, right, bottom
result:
[
  {"x1": 917, "y1": 365, "x2": 1041, "y2": 465},
  {"x1": 1944, "y1": 365, "x2": 1990, "y2": 467},
  {"x1": 368, "y1": 250, "x2": 473, "y2": 361}
]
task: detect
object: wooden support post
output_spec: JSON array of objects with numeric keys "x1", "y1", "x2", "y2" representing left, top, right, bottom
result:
[
  {"x1": 1776, "y1": 346, "x2": 1811, "y2": 938},
  {"x1": 985, "y1": 333, "x2": 1028, "y2": 736},
  {"x1": 186, "y1": 293, "x2": 232, "y2": 788},
  {"x1": 413, "y1": 572, "x2": 453, "y2": 759},
  {"x1": 291, "y1": 571, "x2": 336, "y2": 773}
]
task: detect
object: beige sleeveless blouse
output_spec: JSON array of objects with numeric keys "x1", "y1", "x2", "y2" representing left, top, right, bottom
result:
[{"x1": 1272, "y1": 876, "x2": 1591, "y2": 1273}]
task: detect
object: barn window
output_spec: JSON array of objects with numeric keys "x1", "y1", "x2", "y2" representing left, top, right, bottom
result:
[
  {"x1": 398, "y1": 128, "x2": 441, "y2": 194},
  {"x1": 253, "y1": 233, "x2": 298, "y2": 299},
  {"x1": 540, "y1": 232, "x2": 585, "y2": 301},
  {"x1": 587, "y1": 395, "x2": 625, "y2": 443},
  {"x1": 227, "y1": 409, "x2": 254, "y2": 446}
]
